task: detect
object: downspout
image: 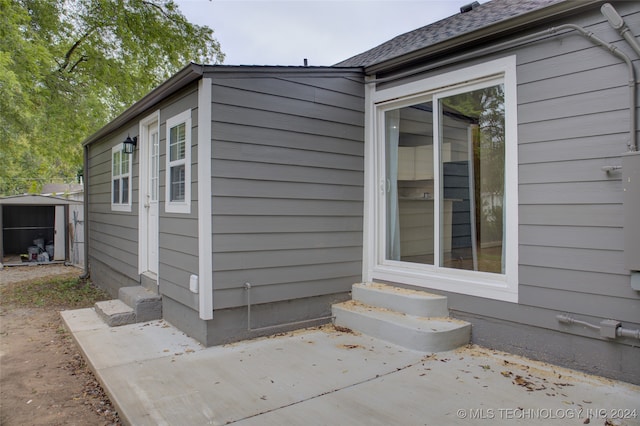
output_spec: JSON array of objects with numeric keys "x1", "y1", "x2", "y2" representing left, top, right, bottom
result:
[
  {"x1": 368, "y1": 21, "x2": 638, "y2": 151},
  {"x1": 79, "y1": 144, "x2": 90, "y2": 280}
]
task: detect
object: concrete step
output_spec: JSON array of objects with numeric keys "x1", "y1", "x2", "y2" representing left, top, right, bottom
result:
[
  {"x1": 332, "y1": 300, "x2": 471, "y2": 353},
  {"x1": 118, "y1": 286, "x2": 162, "y2": 323},
  {"x1": 352, "y1": 282, "x2": 449, "y2": 318},
  {"x1": 95, "y1": 299, "x2": 136, "y2": 327}
]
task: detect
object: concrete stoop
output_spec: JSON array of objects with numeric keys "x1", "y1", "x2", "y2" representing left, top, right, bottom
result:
[
  {"x1": 332, "y1": 282, "x2": 471, "y2": 352},
  {"x1": 94, "y1": 286, "x2": 162, "y2": 327}
]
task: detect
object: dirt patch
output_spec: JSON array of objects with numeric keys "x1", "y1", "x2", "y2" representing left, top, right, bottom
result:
[
  {"x1": 0, "y1": 265, "x2": 120, "y2": 425},
  {"x1": 0, "y1": 264, "x2": 77, "y2": 286}
]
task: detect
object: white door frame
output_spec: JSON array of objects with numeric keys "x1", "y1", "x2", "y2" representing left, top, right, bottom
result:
[
  {"x1": 53, "y1": 205, "x2": 65, "y2": 260},
  {"x1": 138, "y1": 111, "x2": 161, "y2": 276}
]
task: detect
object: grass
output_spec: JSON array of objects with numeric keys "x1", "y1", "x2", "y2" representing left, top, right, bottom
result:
[{"x1": 0, "y1": 275, "x2": 111, "y2": 309}]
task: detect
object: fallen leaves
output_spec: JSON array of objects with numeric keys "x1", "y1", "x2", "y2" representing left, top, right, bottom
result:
[
  {"x1": 333, "y1": 325, "x2": 354, "y2": 334},
  {"x1": 338, "y1": 344, "x2": 364, "y2": 350},
  {"x1": 513, "y1": 375, "x2": 547, "y2": 391}
]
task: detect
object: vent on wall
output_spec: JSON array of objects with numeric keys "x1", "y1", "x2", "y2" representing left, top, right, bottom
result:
[{"x1": 460, "y1": 1, "x2": 480, "y2": 13}]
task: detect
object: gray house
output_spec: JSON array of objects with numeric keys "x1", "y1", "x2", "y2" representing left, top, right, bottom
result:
[{"x1": 83, "y1": 0, "x2": 640, "y2": 384}]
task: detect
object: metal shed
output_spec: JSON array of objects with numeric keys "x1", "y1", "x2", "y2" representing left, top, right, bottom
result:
[{"x1": 0, "y1": 194, "x2": 82, "y2": 266}]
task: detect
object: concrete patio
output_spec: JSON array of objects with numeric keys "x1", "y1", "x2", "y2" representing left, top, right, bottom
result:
[{"x1": 61, "y1": 308, "x2": 639, "y2": 426}]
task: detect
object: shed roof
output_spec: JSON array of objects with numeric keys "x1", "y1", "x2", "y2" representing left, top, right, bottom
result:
[
  {"x1": 0, "y1": 194, "x2": 82, "y2": 206},
  {"x1": 335, "y1": 0, "x2": 601, "y2": 73}
]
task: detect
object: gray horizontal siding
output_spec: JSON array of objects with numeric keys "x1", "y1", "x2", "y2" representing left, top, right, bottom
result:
[
  {"x1": 518, "y1": 265, "x2": 639, "y2": 300},
  {"x1": 87, "y1": 125, "x2": 140, "y2": 291},
  {"x1": 213, "y1": 232, "x2": 362, "y2": 253},
  {"x1": 214, "y1": 122, "x2": 364, "y2": 156},
  {"x1": 519, "y1": 204, "x2": 622, "y2": 227},
  {"x1": 519, "y1": 134, "x2": 627, "y2": 164},
  {"x1": 213, "y1": 276, "x2": 360, "y2": 308},
  {"x1": 213, "y1": 261, "x2": 362, "y2": 291},
  {"x1": 518, "y1": 109, "x2": 628, "y2": 144},
  {"x1": 212, "y1": 177, "x2": 362, "y2": 201},
  {"x1": 520, "y1": 245, "x2": 626, "y2": 276},
  {"x1": 214, "y1": 140, "x2": 362, "y2": 171},
  {"x1": 213, "y1": 197, "x2": 362, "y2": 216},
  {"x1": 519, "y1": 285, "x2": 639, "y2": 325},
  {"x1": 213, "y1": 247, "x2": 362, "y2": 271},
  {"x1": 212, "y1": 215, "x2": 362, "y2": 233},
  {"x1": 214, "y1": 158, "x2": 363, "y2": 184},
  {"x1": 519, "y1": 86, "x2": 629, "y2": 125},
  {"x1": 212, "y1": 104, "x2": 363, "y2": 142},
  {"x1": 514, "y1": 3, "x2": 640, "y2": 331},
  {"x1": 519, "y1": 181, "x2": 622, "y2": 204},
  {"x1": 519, "y1": 159, "x2": 622, "y2": 184},
  {"x1": 208, "y1": 70, "x2": 364, "y2": 309},
  {"x1": 520, "y1": 225, "x2": 623, "y2": 251},
  {"x1": 157, "y1": 89, "x2": 200, "y2": 308}
]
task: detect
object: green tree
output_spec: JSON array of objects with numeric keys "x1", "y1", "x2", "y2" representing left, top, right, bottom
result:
[{"x1": 0, "y1": 0, "x2": 223, "y2": 195}]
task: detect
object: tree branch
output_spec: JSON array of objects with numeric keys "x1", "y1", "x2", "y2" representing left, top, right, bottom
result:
[
  {"x1": 142, "y1": 1, "x2": 171, "y2": 19},
  {"x1": 67, "y1": 55, "x2": 88, "y2": 73},
  {"x1": 58, "y1": 28, "x2": 95, "y2": 72}
]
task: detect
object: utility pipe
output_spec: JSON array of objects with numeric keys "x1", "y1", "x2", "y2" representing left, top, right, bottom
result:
[
  {"x1": 559, "y1": 23, "x2": 637, "y2": 152},
  {"x1": 602, "y1": 3, "x2": 640, "y2": 59},
  {"x1": 557, "y1": 314, "x2": 640, "y2": 341},
  {"x1": 79, "y1": 145, "x2": 90, "y2": 280},
  {"x1": 367, "y1": 21, "x2": 638, "y2": 151}
]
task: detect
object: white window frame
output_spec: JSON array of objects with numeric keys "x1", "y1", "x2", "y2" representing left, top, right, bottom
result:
[
  {"x1": 111, "y1": 144, "x2": 132, "y2": 212},
  {"x1": 364, "y1": 56, "x2": 519, "y2": 302},
  {"x1": 165, "y1": 109, "x2": 192, "y2": 214}
]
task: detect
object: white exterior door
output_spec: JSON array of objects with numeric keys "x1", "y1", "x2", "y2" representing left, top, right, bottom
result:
[
  {"x1": 146, "y1": 124, "x2": 160, "y2": 274},
  {"x1": 139, "y1": 113, "x2": 160, "y2": 276}
]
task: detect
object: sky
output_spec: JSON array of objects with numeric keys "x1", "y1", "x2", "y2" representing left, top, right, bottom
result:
[{"x1": 174, "y1": 0, "x2": 475, "y2": 66}]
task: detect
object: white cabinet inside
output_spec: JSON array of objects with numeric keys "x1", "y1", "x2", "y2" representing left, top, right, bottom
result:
[{"x1": 397, "y1": 143, "x2": 451, "y2": 181}]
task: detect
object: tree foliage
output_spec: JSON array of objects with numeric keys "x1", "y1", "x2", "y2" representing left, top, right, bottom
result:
[{"x1": 0, "y1": 0, "x2": 223, "y2": 195}]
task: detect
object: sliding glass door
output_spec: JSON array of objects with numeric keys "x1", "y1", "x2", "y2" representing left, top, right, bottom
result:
[{"x1": 383, "y1": 82, "x2": 506, "y2": 274}]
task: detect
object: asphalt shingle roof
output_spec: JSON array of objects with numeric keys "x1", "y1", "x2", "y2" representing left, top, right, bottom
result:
[{"x1": 335, "y1": 0, "x2": 564, "y2": 68}]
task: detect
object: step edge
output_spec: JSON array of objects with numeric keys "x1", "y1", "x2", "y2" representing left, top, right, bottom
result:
[
  {"x1": 332, "y1": 301, "x2": 471, "y2": 330},
  {"x1": 355, "y1": 282, "x2": 447, "y2": 300}
]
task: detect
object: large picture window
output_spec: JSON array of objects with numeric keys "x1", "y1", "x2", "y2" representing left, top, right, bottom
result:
[
  {"x1": 369, "y1": 56, "x2": 518, "y2": 302},
  {"x1": 165, "y1": 110, "x2": 191, "y2": 214},
  {"x1": 111, "y1": 145, "x2": 132, "y2": 212}
]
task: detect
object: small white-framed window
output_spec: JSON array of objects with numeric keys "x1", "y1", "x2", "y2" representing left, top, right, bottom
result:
[
  {"x1": 111, "y1": 144, "x2": 132, "y2": 212},
  {"x1": 165, "y1": 110, "x2": 192, "y2": 214}
]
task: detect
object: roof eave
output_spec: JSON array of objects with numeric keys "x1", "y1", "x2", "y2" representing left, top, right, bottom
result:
[
  {"x1": 0, "y1": 194, "x2": 82, "y2": 205},
  {"x1": 82, "y1": 62, "x2": 204, "y2": 147},
  {"x1": 364, "y1": 0, "x2": 603, "y2": 75}
]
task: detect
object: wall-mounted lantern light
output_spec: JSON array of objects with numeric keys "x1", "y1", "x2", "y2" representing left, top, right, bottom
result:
[{"x1": 123, "y1": 135, "x2": 138, "y2": 154}]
